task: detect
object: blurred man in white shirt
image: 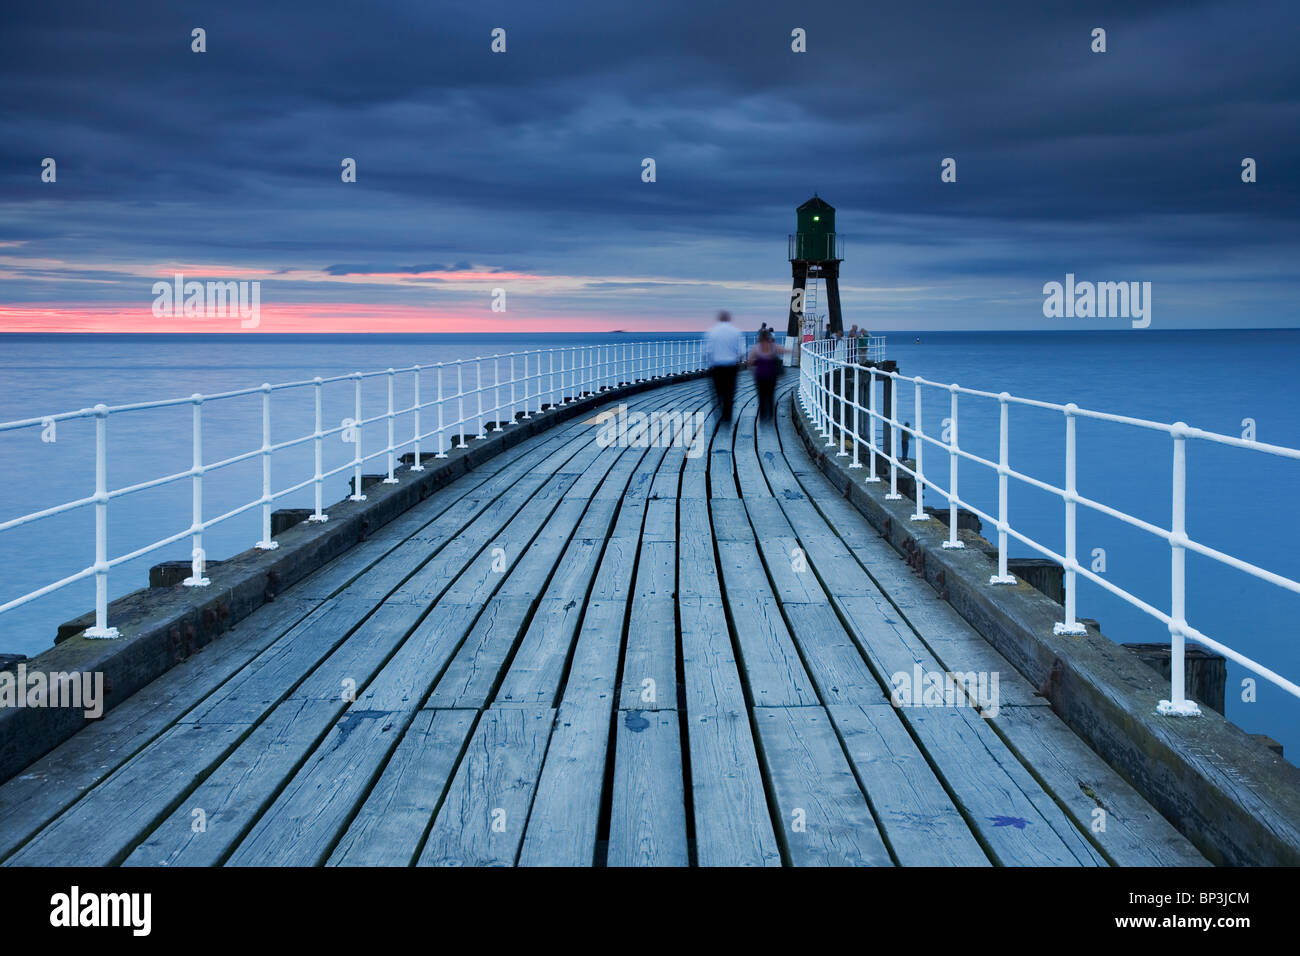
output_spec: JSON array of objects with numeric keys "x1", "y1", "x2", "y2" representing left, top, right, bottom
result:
[{"x1": 704, "y1": 310, "x2": 745, "y2": 423}]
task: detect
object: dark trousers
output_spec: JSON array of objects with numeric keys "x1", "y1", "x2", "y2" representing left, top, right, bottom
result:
[
  {"x1": 711, "y1": 363, "x2": 738, "y2": 422},
  {"x1": 756, "y1": 375, "x2": 776, "y2": 421}
]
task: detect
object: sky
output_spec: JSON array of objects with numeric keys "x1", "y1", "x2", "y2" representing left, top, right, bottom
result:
[{"x1": 1, "y1": 0, "x2": 1297, "y2": 333}]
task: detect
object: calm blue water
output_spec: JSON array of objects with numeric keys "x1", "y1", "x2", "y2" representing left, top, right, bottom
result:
[{"x1": 1, "y1": 330, "x2": 1297, "y2": 756}]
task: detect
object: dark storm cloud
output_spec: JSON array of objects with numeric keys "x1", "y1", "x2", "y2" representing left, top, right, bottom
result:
[{"x1": 0, "y1": 0, "x2": 1296, "y2": 326}]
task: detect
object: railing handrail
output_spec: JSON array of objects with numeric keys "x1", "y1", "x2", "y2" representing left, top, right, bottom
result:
[
  {"x1": 796, "y1": 336, "x2": 1300, "y2": 715},
  {"x1": 0, "y1": 337, "x2": 709, "y2": 638}
]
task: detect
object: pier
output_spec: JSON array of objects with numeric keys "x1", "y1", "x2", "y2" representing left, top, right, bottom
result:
[{"x1": 1, "y1": 348, "x2": 1298, "y2": 867}]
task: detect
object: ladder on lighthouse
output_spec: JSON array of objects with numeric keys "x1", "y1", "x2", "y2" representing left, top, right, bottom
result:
[
  {"x1": 790, "y1": 270, "x2": 821, "y2": 367},
  {"x1": 804, "y1": 271, "x2": 820, "y2": 337}
]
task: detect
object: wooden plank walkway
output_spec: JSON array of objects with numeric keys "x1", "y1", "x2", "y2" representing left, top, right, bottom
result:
[{"x1": 0, "y1": 375, "x2": 1207, "y2": 867}]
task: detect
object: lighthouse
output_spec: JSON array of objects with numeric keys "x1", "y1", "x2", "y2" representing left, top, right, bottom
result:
[{"x1": 785, "y1": 195, "x2": 844, "y2": 348}]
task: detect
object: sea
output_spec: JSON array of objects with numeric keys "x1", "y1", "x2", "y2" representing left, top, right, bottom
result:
[{"x1": 1, "y1": 329, "x2": 1297, "y2": 756}]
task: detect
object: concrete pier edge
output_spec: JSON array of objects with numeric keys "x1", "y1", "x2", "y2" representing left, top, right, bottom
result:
[
  {"x1": 0, "y1": 370, "x2": 704, "y2": 784},
  {"x1": 790, "y1": 391, "x2": 1300, "y2": 866}
]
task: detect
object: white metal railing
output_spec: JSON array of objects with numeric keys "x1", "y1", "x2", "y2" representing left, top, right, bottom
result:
[
  {"x1": 0, "y1": 339, "x2": 706, "y2": 639},
  {"x1": 797, "y1": 337, "x2": 1300, "y2": 717},
  {"x1": 818, "y1": 334, "x2": 886, "y2": 367}
]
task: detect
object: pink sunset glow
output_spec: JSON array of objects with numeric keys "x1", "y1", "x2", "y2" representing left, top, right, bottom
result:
[{"x1": 0, "y1": 304, "x2": 700, "y2": 334}]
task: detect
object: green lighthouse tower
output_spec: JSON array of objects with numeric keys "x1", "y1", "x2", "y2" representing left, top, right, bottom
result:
[{"x1": 786, "y1": 195, "x2": 844, "y2": 340}]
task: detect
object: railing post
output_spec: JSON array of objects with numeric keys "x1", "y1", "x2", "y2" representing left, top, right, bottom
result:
[
  {"x1": 85, "y1": 404, "x2": 118, "y2": 638},
  {"x1": 534, "y1": 351, "x2": 544, "y2": 416},
  {"x1": 475, "y1": 360, "x2": 486, "y2": 438},
  {"x1": 1054, "y1": 405, "x2": 1087, "y2": 635},
  {"x1": 990, "y1": 393, "x2": 1015, "y2": 584},
  {"x1": 184, "y1": 395, "x2": 210, "y2": 586},
  {"x1": 942, "y1": 386, "x2": 963, "y2": 548},
  {"x1": 383, "y1": 368, "x2": 398, "y2": 483},
  {"x1": 836, "y1": 358, "x2": 849, "y2": 456},
  {"x1": 1159, "y1": 424, "x2": 1201, "y2": 716},
  {"x1": 435, "y1": 363, "x2": 448, "y2": 457},
  {"x1": 350, "y1": 372, "x2": 366, "y2": 501},
  {"x1": 510, "y1": 354, "x2": 519, "y2": 423},
  {"x1": 865, "y1": 369, "x2": 879, "y2": 482},
  {"x1": 492, "y1": 355, "x2": 502, "y2": 431},
  {"x1": 526, "y1": 352, "x2": 536, "y2": 417},
  {"x1": 887, "y1": 374, "x2": 902, "y2": 500},
  {"x1": 310, "y1": 378, "x2": 328, "y2": 520},
  {"x1": 410, "y1": 366, "x2": 425, "y2": 471},
  {"x1": 911, "y1": 378, "x2": 927, "y2": 521},
  {"x1": 549, "y1": 350, "x2": 556, "y2": 408},
  {"x1": 256, "y1": 384, "x2": 278, "y2": 549},
  {"x1": 823, "y1": 353, "x2": 835, "y2": 444},
  {"x1": 456, "y1": 362, "x2": 466, "y2": 448},
  {"x1": 850, "y1": 364, "x2": 862, "y2": 468}
]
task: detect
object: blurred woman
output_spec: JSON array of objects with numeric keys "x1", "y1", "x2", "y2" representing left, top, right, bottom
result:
[{"x1": 748, "y1": 328, "x2": 786, "y2": 422}]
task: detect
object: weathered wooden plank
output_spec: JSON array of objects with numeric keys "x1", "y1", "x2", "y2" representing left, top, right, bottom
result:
[
  {"x1": 133, "y1": 446, "x2": 604, "y2": 865},
  {"x1": 608, "y1": 709, "x2": 689, "y2": 866},
  {"x1": 778, "y1": 603, "x2": 887, "y2": 706},
  {"x1": 752, "y1": 706, "x2": 893, "y2": 866},
  {"x1": 741, "y1": 533, "x2": 825, "y2": 605},
  {"x1": 9, "y1": 452, "x2": 567, "y2": 863},
  {"x1": 78, "y1": 572, "x2": 506, "y2": 865},
  {"x1": 9, "y1": 715, "x2": 255, "y2": 866},
  {"x1": 417, "y1": 706, "x2": 555, "y2": 866},
  {"x1": 827, "y1": 703, "x2": 990, "y2": 866},
  {"x1": 676, "y1": 498, "x2": 720, "y2": 602},
  {"x1": 518, "y1": 696, "x2": 615, "y2": 866},
  {"x1": 337, "y1": 602, "x2": 482, "y2": 712},
  {"x1": 619, "y1": 537, "x2": 676, "y2": 711},
  {"x1": 903, "y1": 704, "x2": 1107, "y2": 866},
  {"x1": 712, "y1": 531, "x2": 818, "y2": 708},
  {"x1": 708, "y1": 498, "x2": 751, "y2": 540},
  {"x1": 434, "y1": 479, "x2": 577, "y2": 605},
  {"x1": 709, "y1": 443, "x2": 738, "y2": 499},
  {"x1": 649, "y1": 463, "x2": 682, "y2": 502},
  {"x1": 421, "y1": 598, "x2": 537, "y2": 709},
  {"x1": 686, "y1": 710, "x2": 781, "y2": 867},
  {"x1": 787, "y1": 487, "x2": 1049, "y2": 708},
  {"x1": 226, "y1": 706, "x2": 420, "y2": 866},
  {"x1": 752, "y1": 420, "x2": 1113, "y2": 867},
  {"x1": 558, "y1": 598, "x2": 627, "y2": 707},
  {"x1": 722, "y1": 592, "x2": 819, "y2": 708},
  {"x1": 182, "y1": 596, "x2": 390, "y2": 725},
  {"x1": 990, "y1": 704, "x2": 1206, "y2": 865},
  {"x1": 679, "y1": 402, "x2": 720, "y2": 500},
  {"x1": 680, "y1": 607, "x2": 747, "y2": 714},
  {"x1": 0, "y1": 595, "x2": 318, "y2": 863},
  {"x1": 642, "y1": 496, "x2": 677, "y2": 542},
  {"x1": 731, "y1": 400, "x2": 772, "y2": 499},
  {"x1": 385, "y1": 475, "x2": 554, "y2": 605},
  {"x1": 493, "y1": 596, "x2": 587, "y2": 707},
  {"x1": 620, "y1": 597, "x2": 676, "y2": 711},
  {"x1": 326, "y1": 709, "x2": 477, "y2": 866},
  {"x1": 329, "y1": 496, "x2": 492, "y2": 602},
  {"x1": 586, "y1": 534, "x2": 639, "y2": 599},
  {"x1": 119, "y1": 696, "x2": 363, "y2": 867}
]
